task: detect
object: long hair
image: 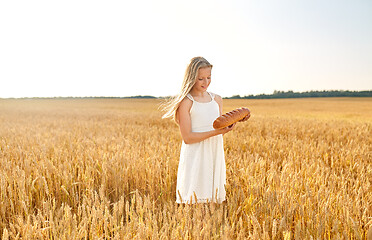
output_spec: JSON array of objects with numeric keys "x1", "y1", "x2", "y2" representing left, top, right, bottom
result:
[{"x1": 161, "y1": 56, "x2": 213, "y2": 123}]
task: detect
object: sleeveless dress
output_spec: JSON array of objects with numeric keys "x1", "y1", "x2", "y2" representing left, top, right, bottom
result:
[{"x1": 176, "y1": 92, "x2": 226, "y2": 204}]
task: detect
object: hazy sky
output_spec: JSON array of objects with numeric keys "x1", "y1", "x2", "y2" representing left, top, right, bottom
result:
[{"x1": 1, "y1": 0, "x2": 371, "y2": 98}]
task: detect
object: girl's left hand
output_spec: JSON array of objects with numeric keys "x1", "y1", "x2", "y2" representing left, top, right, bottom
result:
[{"x1": 239, "y1": 112, "x2": 250, "y2": 122}]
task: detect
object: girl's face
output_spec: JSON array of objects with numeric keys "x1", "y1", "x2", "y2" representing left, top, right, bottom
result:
[{"x1": 193, "y1": 67, "x2": 211, "y2": 92}]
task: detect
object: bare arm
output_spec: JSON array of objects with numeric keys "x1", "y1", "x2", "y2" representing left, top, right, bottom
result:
[{"x1": 177, "y1": 97, "x2": 234, "y2": 144}]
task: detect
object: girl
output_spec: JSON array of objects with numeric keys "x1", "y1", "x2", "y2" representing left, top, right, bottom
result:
[{"x1": 162, "y1": 56, "x2": 248, "y2": 204}]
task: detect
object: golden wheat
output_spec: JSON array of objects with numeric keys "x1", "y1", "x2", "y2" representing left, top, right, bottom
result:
[{"x1": 0, "y1": 98, "x2": 371, "y2": 239}]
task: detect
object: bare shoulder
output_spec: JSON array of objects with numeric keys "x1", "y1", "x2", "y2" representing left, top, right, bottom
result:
[
  {"x1": 214, "y1": 94, "x2": 223, "y2": 105},
  {"x1": 179, "y1": 96, "x2": 193, "y2": 110},
  {"x1": 177, "y1": 96, "x2": 193, "y2": 123},
  {"x1": 213, "y1": 93, "x2": 223, "y2": 115}
]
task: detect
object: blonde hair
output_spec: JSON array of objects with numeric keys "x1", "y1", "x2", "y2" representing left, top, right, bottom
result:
[{"x1": 161, "y1": 56, "x2": 213, "y2": 123}]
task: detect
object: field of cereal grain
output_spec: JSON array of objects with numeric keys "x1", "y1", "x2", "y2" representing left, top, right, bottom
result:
[{"x1": 0, "y1": 97, "x2": 371, "y2": 239}]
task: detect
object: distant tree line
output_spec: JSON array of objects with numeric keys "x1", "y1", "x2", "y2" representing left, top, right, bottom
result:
[
  {"x1": 3, "y1": 90, "x2": 371, "y2": 100},
  {"x1": 122, "y1": 95, "x2": 157, "y2": 99},
  {"x1": 227, "y1": 90, "x2": 372, "y2": 99}
]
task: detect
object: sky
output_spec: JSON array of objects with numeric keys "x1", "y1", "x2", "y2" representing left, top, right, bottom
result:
[{"x1": 0, "y1": 0, "x2": 371, "y2": 98}]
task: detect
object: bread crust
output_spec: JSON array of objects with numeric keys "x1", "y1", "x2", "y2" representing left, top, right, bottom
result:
[{"x1": 213, "y1": 108, "x2": 250, "y2": 129}]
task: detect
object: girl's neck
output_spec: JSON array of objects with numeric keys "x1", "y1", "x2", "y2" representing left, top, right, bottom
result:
[
  {"x1": 189, "y1": 89, "x2": 208, "y2": 98},
  {"x1": 189, "y1": 90, "x2": 211, "y2": 103}
]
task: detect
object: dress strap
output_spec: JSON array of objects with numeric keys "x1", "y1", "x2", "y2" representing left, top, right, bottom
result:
[{"x1": 186, "y1": 93, "x2": 194, "y2": 101}]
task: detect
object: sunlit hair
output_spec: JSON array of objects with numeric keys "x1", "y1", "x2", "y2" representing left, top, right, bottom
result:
[{"x1": 161, "y1": 56, "x2": 213, "y2": 123}]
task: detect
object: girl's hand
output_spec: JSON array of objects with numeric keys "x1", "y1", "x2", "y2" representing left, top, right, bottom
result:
[
  {"x1": 219, "y1": 123, "x2": 236, "y2": 135},
  {"x1": 239, "y1": 111, "x2": 251, "y2": 122}
]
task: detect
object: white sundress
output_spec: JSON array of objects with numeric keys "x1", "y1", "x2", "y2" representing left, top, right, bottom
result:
[{"x1": 176, "y1": 92, "x2": 226, "y2": 204}]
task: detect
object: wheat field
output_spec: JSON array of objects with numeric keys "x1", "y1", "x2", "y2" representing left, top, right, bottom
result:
[{"x1": 0, "y1": 97, "x2": 371, "y2": 239}]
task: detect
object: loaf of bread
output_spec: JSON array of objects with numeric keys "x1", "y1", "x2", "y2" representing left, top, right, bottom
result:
[{"x1": 213, "y1": 108, "x2": 250, "y2": 129}]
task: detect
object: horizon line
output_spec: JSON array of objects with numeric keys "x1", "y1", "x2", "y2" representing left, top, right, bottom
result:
[{"x1": 0, "y1": 89, "x2": 371, "y2": 100}]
